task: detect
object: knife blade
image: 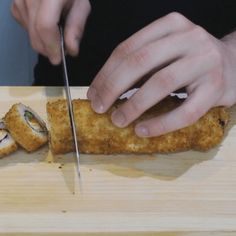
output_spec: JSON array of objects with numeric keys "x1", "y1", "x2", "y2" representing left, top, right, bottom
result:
[{"x1": 59, "y1": 26, "x2": 82, "y2": 186}]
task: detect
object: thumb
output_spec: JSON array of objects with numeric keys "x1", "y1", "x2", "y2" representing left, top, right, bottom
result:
[{"x1": 64, "y1": 0, "x2": 91, "y2": 56}]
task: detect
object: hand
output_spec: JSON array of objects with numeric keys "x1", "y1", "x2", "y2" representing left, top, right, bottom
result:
[
  {"x1": 87, "y1": 12, "x2": 236, "y2": 137},
  {"x1": 11, "y1": 0, "x2": 91, "y2": 64}
]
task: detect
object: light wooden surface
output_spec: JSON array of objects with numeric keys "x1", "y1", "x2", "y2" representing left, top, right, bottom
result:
[{"x1": 0, "y1": 87, "x2": 236, "y2": 235}]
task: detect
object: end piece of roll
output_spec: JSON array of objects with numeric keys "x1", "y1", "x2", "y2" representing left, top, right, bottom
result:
[
  {"x1": 47, "y1": 97, "x2": 229, "y2": 155},
  {"x1": 0, "y1": 120, "x2": 18, "y2": 158},
  {"x1": 4, "y1": 103, "x2": 48, "y2": 152}
]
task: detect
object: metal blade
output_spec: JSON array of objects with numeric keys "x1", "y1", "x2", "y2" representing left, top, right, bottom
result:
[{"x1": 59, "y1": 26, "x2": 82, "y2": 187}]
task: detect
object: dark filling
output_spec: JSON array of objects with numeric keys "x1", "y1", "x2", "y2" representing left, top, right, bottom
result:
[
  {"x1": 25, "y1": 111, "x2": 34, "y2": 120},
  {"x1": 24, "y1": 111, "x2": 45, "y2": 133},
  {"x1": 218, "y1": 119, "x2": 225, "y2": 128}
]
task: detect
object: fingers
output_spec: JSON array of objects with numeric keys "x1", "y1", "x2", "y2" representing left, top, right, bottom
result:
[
  {"x1": 11, "y1": 0, "x2": 29, "y2": 29},
  {"x1": 88, "y1": 30, "x2": 196, "y2": 114},
  {"x1": 11, "y1": 0, "x2": 90, "y2": 64},
  {"x1": 85, "y1": 11, "x2": 226, "y2": 138},
  {"x1": 87, "y1": 13, "x2": 195, "y2": 111},
  {"x1": 36, "y1": 0, "x2": 66, "y2": 64},
  {"x1": 87, "y1": 12, "x2": 193, "y2": 95},
  {"x1": 12, "y1": 0, "x2": 64, "y2": 64},
  {"x1": 12, "y1": 0, "x2": 48, "y2": 57},
  {"x1": 135, "y1": 82, "x2": 219, "y2": 137},
  {"x1": 26, "y1": 0, "x2": 49, "y2": 58},
  {"x1": 111, "y1": 53, "x2": 217, "y2": 128},
  {"x1": 64, "y1": 0, "x2": 91, "y2": 56}
]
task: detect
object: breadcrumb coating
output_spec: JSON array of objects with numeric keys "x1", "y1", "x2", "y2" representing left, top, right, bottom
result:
[
  {"x1": 4, "y1": 104, "x2": 48, "y2": 152},
  {"x1": 47, "y1": 97, "x2": 229, "y2": 154}
]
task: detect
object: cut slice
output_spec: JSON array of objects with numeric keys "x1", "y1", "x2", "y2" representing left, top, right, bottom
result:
[
  {"x1": 0, "y1": 120, "x2": 18, "y2": 158},
  {"x1": 4, "y1": 104, "x2": 48, "y2": 152}
]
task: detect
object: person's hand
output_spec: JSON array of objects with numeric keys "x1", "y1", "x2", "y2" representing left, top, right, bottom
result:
[
  {"x1": 87, "y1": 12, "x2": 236, "y2": 137},
  {"x1": 11, "y1": 0, "x2": 91, "y2": 65}
]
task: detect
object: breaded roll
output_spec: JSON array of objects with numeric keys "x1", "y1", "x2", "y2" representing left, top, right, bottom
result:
[
  {"x1": 47, "y1": 97, "x2": 229, "y2": 154},
  {"x1": 0, "y1": 120, "x2": 18, "y2": 158},
  {"x1": 4, "y1": 104, "x2": 48, "y2": 152}
]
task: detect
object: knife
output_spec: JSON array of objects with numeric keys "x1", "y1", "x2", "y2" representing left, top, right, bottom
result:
[{"x1": 59, "y1": 26, "x2": 82, "y2": 187}]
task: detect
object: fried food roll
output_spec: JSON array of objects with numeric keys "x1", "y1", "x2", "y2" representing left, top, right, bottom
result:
[
  {"x1": 47, "y1": 97, "x2": 229, "y2": 154},
  {"x1": 0, "y1": 120, "x2": 18, "y2": 158},
  {"x1": 4, "y1": 104, "x2": 48, "y2": 152}
]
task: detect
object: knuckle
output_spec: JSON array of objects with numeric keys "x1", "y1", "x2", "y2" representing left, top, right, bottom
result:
[
  {"x1": 128, "y1": 97, "x2": 144, "y2": 115},
  {"x1": 99, "y1": 79, "x2": 116, "y2": 98},
  {"x1": 126, "y1": 48, "x2": 150, "y2": 68},
  {"x1": 157, "y1": 70, "x2": 176, "y2": 92},
  {"x1": 166, "y1": 12, "x2": 189, "y2": 28},
  {"x1": 113, "y1": 40, "x2": 135, "y2": 59},
  {"x1": 192, "y1": 25, "x2": 209, "y2": 41},
  {"x1": 35, "y1": 19, "x2": 55, "y2": 34}
]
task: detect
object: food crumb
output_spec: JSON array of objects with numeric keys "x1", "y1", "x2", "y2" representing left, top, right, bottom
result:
[
  {"x1": 58, "y1": 166, "x2": 62, "y2": 169},
  {"x1": 61, "y1": 210, "x2": 67, "y2": 213}
]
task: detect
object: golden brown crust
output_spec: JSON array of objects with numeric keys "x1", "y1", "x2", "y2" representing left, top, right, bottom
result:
[
  {"x1": 4, "y1": 104, "x2": 48, "y2": 152},
  {"x1": 47, "y1": 97, "x2": 229, "y2": 154}
]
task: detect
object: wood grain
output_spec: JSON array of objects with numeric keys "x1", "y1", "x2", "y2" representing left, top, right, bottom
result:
[{"x1": 0, "y1": 87, "x2": 236, "y2": 235}]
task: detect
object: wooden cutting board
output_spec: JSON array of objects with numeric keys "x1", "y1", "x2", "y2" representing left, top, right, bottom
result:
[{"x1": 0, "y1": 87, "x2": 236, "y2": 236}]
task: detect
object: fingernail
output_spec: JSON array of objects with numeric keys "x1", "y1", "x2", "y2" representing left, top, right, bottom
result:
[
  {"x1": 48, "y1": 43, "x2": 59, "y2": 54},
  {"x1": 91, "y1": 95, "x2": 104, "y2": 113},
  {"x1": 73, "y1": 36, "x2": 80, "y2": 55},
  {"x1": 68, "y1": 36, "x2": 80, "y2": 56},
  {"x1": 112, "y1": 110, "x2": 126, "y2": 127},
  {"x1": 135, "y1": 125, "x2": 149, "y2": 137},
  {"x1": 48, "y1": 43, "x2": 61, "y2": 65},
  {"x1": 87, "y1": 87, "x2": 96, "y2": 100}
]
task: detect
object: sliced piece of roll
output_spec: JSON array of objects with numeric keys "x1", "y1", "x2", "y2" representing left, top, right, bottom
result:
[
  {"x1": 4, "y1": 104, "x2": 48, "y2": 152},
  {"x1": 47, "y1": 97, "x2": 229, "y2": 155},
  {"x1": 0, "y1": 120, "x2": 18, "y2": 158}
]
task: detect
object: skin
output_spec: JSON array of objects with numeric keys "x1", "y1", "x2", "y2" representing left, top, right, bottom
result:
[
  {"x1": 87, "y1": 13, "x2": 236, "y2": 137},
  {"x1": 12, "y1": 3, "x2": 236, "y2": 137},
  {"x1": 11, "y1": 0, "x2": 91, "y2": 65}
]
